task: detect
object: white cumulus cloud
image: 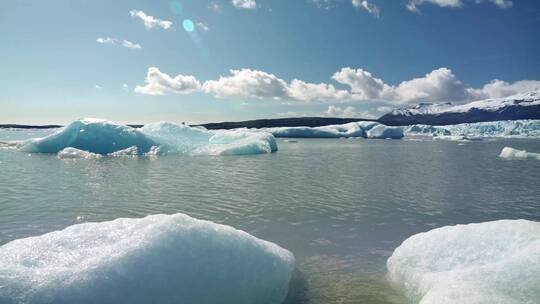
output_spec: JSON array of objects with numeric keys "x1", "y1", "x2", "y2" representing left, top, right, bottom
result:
[
  {"x1": 407, "y1": 0, "x2": 462, "y2": 12},
  {"x1": 332, "y1": 68, "x2": 394, "y2": 100},
  {"x1": 203, "y1": 69, "x2": 288, "y2": 100},
  {"x1": 134, "y1": 67, "x2": 201, "y2": 96},
  {"x1": 468, "y1": 79, "x2": 540, "y2": 99},
  {"x1": 407, "y1": 0, "x2": 512, "y2": 12},
  {"x1": 97, "y1": 37, "x2": 141, "y2": 50},
  {"x1": 476, "y1": 0, "x2": 512, "y2": 8},
  {"x1": 326, "y1": 105, "x2": 377, "y2": 119},
  {"x1": 96, "y1": 37, "x2": 117, "y2": 44},
  {"x1": 393, "y1": 68, "x2": 471, "y2": 102},
  {"x1": 287, "y1": 79, "x2": 352, "y2": 102},
  {"x1": 377, "y1": 106, "x2": 394, "y2": 113},
  {"x1": 232, "y1": 0, "x2": 257, "y2": 9},
  {"x1": 135, "y1": 66, "x2": 538, "y2": 104},
  {"x1": 129, "y1": 10, "x2": 173, "y2": 30},
  {"x1": 122, "y1": 40, "x2": 142, "y2": 49},
  {"x1": 202, "y1": 69, "x2": 353, "y2": 102},
  {"x1": 352, "y1": 0, "x2": 380, "y2": 17},
  {"x1": 333, "y1": 67, "x2": 537, "y2": 103}
]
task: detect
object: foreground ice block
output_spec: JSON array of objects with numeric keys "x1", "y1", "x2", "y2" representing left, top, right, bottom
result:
[
  {"x1": 0, "y1": 213, "x2": 295, "y2": 304},
  {"x1": 387, "y1": 220, "x2": 540, "y2": 304},
  {"x1": 19, "y1": 118, "x2": 278, "y2": 156},
  {"x1": 499, "y1": 147, "x2": 540, "y2": 160}
]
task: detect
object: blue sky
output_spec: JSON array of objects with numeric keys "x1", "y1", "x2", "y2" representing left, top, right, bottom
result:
[{"x1": 1, "y1": 0, "x2": 539, "y2": 124}]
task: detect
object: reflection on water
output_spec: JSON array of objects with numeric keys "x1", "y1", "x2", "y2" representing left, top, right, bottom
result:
[{"x1": 1, "y1": 132, "x2": 539, "y2": 304}]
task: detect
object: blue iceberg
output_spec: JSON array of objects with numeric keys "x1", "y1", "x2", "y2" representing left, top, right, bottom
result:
[
  {"x1": 20, "y1": 118, "x2": 155, "y2": 154},
  {"x1": 19, "y1": 119, "x2": 278, "y2": 156},
  {"x1": 265, "y1": 121, "x2": 404, "y2": 139},
  {"x1": 0, "y1": 213, "x2": 295, "y2": 304}
]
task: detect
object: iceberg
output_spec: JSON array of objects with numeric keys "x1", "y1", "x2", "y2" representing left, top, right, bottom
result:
[
  {"x1": 499, "y1": 147, "x2": 540, "y2": 160},
  {"x1": 387, "y1": 220, "x2": 540, "y2": 304},
  {"x1": 365, "y1": 124, "x2": 404, "y2": 139},
  {"x1": 0, "y1": 213, "x2": 295, "y2": 304},
  {"x1": 18, "y1": 118, "x2": 278, "y2": 156},
  {"x1": 20, "y1": 118, "x2": 155, "y2": 154},
  {"x1": 264, "y1": 121, "x2": 403, "y2": 139},
  {"x1": 404, "y1": 119, "x2": 540, "y2": 139}
]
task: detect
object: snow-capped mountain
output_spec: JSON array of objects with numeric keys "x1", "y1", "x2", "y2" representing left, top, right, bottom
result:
[{"x1": 378, "y1": 91, "x2": 540, "y2": 126}]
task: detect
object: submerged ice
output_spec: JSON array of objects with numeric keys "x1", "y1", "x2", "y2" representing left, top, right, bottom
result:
[
  {"x1": 0, "y1": 213, "x2": 295, "y2": 304},
  {"x1": 404, "y1": 119, "x2": 540, "y2": 139},
  {"x1": 387, "y1": 220, "x2": 540, "y2": 304},
  {"x1": 265, "y1": 121, "x2": 404, "y2": 139},
  {"x1": 19, "y1": 118, "x2": 277, "y2": 156}
]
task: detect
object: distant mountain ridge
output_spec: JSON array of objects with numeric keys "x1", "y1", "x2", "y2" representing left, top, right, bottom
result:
[
  {"x1": 198, "y1": 117, "x2": 375, "y2": 129},
  {"x1": 0, "y1": 117, "x2": 375, "y2": 130},
  {"x1": 378, "y1": 91, "x2": 540, "y2": 126}
]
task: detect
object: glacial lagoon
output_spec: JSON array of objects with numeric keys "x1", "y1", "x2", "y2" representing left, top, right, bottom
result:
[{"x1": 1, "y1": 125, "x2": 539, "y2": 303}]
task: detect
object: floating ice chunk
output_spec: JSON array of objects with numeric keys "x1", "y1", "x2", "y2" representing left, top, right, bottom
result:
[
  {"x1": 108, "y1": 146, "x2": 139, "y2": 157},
  {"x1": 404, "y1": 120, "x2": 540, "y2": 138},
  {"x1": 0, "y1": 213, "x2": 295, "y2": 304},
  {"x1": 499, "y1": 147, "x2": 540, "y2": 160},
  {"x1": 141, "y1": 122, "x2": 278, "y2": 155},
  {"x1": 20, "y1": 118, "x2": 155, "y2": 154},
  {"x1": 265, "y1": 122, "x2": 364, "y2": 138},
  {"x1": 366, "y1": 125, "x2": 404, "y2": 139},
  {"x1": 387, "y1": 220, "x2": 540, "y2": 304},
  {"x1": 265, "y1": 122, "x2": 403, "y2": 139},
  {"x1": 57, "y1": 147, "x2": 103, "y2": 159},
  {"x1": 140, "y1": 122, "x2": 213, "y2": 154},
  {"x1": 17, "y1": 119, "x2": 278, "y2": 156},
  {"x1": 206, "y1": 129, "x2": 278, "y2": 155},
  {"x1": 357, "y1": 121, "x2": 379, "y2": 131},
  {"x1": 432, "y1": 135, "x2": 483, "y2": 142}
]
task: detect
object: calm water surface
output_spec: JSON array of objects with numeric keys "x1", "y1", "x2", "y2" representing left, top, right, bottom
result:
[{"x1": 1, "y1": 129, "x2": 540, "y2": 304}]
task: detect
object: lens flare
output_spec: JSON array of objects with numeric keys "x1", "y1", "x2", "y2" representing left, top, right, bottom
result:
[{"x1": 182, "y1": 19, "x2": 194, "y2": 32}]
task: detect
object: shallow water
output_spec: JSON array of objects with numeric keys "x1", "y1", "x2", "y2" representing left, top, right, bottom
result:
[{"x1": 1, "y1": 129, "x2": 540, "y2": 304}]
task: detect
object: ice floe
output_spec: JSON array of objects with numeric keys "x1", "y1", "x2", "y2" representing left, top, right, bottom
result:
[
  {"x1": 0, "y1": 213, "x2": 295, "y2": 304},
  {"x1": 387, "y1": 220, "x2": 540, "y2": 304},
  {"x1": 499, "y1": 147, "x2": 540, "y2": 160}
]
